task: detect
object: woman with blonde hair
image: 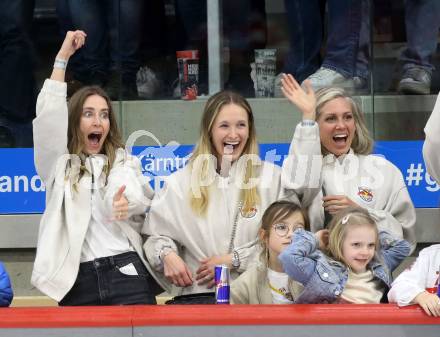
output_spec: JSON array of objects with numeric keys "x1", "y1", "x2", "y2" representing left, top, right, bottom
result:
[
  {"x1": 143, "y1": 90, "x2": 320, "y2": 299},
  {"x1": 31, "y1": 31, "x2": 164, "y2": 305},
  {"x1": 281, "y1": 74, "x2": 416, "y2": 252}
]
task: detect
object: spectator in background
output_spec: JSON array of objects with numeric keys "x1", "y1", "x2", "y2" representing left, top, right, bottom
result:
[
  {"x1": 397, "y1": 0, "x2": 440, "y2": 95},
  {"x1": 59, "y1": 0, "x2": 144, "y2": 100},
  {"x1": 0, "y1": 0, "x2": 36, "y2": 147},
  {"x1": 174, "y1": 0, "x2": 267, "y2": 97},
  {"x1": 387, "y1": 99, "x2": 440, "y2": 317},
  {"x1": 0, "y1": 262, "x2": 13, "y2": 307},
  {"x1": 278, "y1": 0, "x2": 370, "y2": 93}
]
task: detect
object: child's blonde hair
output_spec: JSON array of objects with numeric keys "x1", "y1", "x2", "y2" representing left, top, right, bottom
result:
[
  {"x1": 259, "y1": 200, "x2": 309, "y2": 262},
  {"x1": 326, "y1": 207, "x2": 379, "y2": 265}
]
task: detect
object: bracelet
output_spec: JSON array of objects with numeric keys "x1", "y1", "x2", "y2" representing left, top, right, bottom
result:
[
  {"x1": 231, "y1": 249, "x2": 240, "y2": 269},
  {"x1": 53, "y1": 58, "x2": 68, "y2": 70},
  {"x1": 158, "y1": 246, "x2": 173, "y2": 262},
  {"x1": 301, "y1": 119, "x2": 316, "y2": 127}
]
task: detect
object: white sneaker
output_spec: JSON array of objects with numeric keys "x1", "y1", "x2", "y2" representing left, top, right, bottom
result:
[{"x1": 305, "y1": 67, "x2": 354, "y2": 90}]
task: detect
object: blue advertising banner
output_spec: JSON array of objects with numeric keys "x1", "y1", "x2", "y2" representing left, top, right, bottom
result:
[{"x1": 0, "y1": 141, "x2": 439, "y2": 214}]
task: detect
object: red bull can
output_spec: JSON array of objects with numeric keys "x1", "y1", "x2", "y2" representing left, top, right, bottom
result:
[
  {"x1": 215, "y1": 265, "x2": 230, "y2": 304},
  {"x1": 176, "y1": 50, "x2": 199, "y2": 100}
]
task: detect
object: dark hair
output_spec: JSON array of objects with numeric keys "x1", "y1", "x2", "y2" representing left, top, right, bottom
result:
[{"x1": 259, "y1": 200, "x2": 309, "y2": 260}]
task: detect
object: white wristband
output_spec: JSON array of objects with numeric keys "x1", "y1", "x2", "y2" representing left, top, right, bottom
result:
[
  {"x1": 53, "y1": 58, "x2": 68, "y2": 70},
  {"x1": 301, "y1": 119, "x2": 316, "y2": 127}
]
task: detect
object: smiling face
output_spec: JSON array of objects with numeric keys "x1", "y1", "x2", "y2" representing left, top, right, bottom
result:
[
  {"x1": 341, "y1": 224, "x2": 377, "y2": 273},
  {"x1": 79, "y1": 94, "x2": 110, "y2": 155},
  {"x1": 317, "y1": 97, "x2": 356, "y2": 157},
  {"x1": 210, "y1": 103, "x2": 249, "y2": 164}
]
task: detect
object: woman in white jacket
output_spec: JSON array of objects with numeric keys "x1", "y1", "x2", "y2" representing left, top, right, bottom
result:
[
  {"x1": 389, "y1": 98, "x2": 440, "y2": 317},
  {"x1": 143, "y1": 89, "x2": 321, "y2": 297},
  {"x1": 31, "y1": 31, "x2": 164, "y2": 305},
  {"x1": 281, "y1": 74, "x2": 416, "y2": 252}
]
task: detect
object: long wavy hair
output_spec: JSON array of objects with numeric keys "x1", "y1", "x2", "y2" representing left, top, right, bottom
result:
[
  {"x1": 315, "y1": 87, "x2": 373, "y2": 155},
  {"x1": 189, "y1": 90, "x2": 259, "y2": 216},
  {"x1": 67, "y1": 86, "x2": 123, "y2": 176}
]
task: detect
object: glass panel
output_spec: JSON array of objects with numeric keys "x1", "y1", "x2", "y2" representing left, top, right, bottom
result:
[
  {"x1": 4, "y1": 0, "x2": 439, "y2": 146},
  {"x1": 372, "y1": 0, "x2": 439, "y2": 141}
]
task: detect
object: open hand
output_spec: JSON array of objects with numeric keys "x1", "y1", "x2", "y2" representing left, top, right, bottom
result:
[{"x1": 281, "y1": 74, "x2": 316, "y2": 120}]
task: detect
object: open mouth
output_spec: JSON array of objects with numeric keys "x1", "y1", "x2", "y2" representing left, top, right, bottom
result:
[
  {"x1": 223, "y1": 141, "x2": 240, "y2": 155},
  {"x1": 88, "y1": 132, "x2": 102, "y2": 147},
  {"x1": 333, "y1": 134, "x2": 348, "y2": 145}
]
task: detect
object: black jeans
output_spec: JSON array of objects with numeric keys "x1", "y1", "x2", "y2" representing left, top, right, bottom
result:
[{"x1": 59, "y1": 252, "x2": 159, "y2": 306}]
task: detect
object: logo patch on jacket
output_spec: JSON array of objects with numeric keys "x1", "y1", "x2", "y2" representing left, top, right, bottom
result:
[
  {"x1": 357, "y1": 187, "x2": 373, "y2": 202},
  {"x1": 241, "y1": 206, "x2": 257, "y2": 218}
]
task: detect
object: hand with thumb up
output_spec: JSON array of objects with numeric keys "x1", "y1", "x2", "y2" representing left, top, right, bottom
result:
[{"x1": 113, "y1": 185, "x2": 129, "y2": 220}]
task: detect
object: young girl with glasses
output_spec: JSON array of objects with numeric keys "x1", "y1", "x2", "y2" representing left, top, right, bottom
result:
[
  {"x1": 279, "y1": 207, "x2": 410, "y2": 304},
  {"x1": 231, "y1": 201, "x2": 307, "y2": 304}
]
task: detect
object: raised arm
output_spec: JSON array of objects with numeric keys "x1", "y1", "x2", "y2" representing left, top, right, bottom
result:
[
  {"x1": 279, "y1": 228, "x2": 320, "y2": 285},
  {"x1": 50, "y1": 30, "x2": 86, "y2": 83},
  {"x1": 33, "y1": 31, "x2": 86, "y2": 183},
  {"x1": 378, "y1": 231, "x2": 411, "y2": 272},
  {"x1": 280, "y1": 74, "x2": 322, "y2": 207}
]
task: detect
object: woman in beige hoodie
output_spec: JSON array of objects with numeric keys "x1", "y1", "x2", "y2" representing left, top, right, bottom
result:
[
  {"x1": 31, "y1": 31, "x2": 165, "y2": 305},
  {"x1": 144, "y1": 89, "x2": 321, "y2": 297}
]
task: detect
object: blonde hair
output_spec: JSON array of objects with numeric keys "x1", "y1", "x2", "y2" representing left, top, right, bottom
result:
[
  {"x1": 315, "y1": 87, "x2": 373, "y2": 155},
  {"x1": 189, "y1": 90, "x2": 259, "y2": 216},
  {"x1": 67, "y1": 86, "x2": 123, "y2": 178},
  {"x1": 326, "y1": 207, "x2": 379, "y2": 266},
  {"x1": 259, "y1": 200, "x2": 309, "y2": 261}
]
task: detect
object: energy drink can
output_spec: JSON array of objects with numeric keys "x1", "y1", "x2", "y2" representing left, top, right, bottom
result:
[
  {"x1": 214, "y1": 264, "x2": 230, "y2": 304},
  {"x1": 176, "y1": 50, "x2": 199, "y2": 100}
]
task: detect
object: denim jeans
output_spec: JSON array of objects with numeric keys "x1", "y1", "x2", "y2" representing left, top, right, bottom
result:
[
  {"x1": 56, "y1": 0, "x2": 87, "y2": 79},
  {"x1": 0, "y1": 0, "x2": 35, "y2": 147},
  {"x1": 59, "y1": 252, "x2": 159, "y2": 306},
  {"x1": 66, "y1": 0, "x2": 143, "y2": 85},
  {"x1": 400, "y1": 0, "x2": 440, "y2": 73},
  {"x1": 283, "y1": 0, "x2": 369, "y2": 81}
]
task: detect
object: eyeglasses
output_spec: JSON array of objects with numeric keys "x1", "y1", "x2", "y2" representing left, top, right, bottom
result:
[{"x1": 272, "y1": 223, "x2": 303, "y2": 237}]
